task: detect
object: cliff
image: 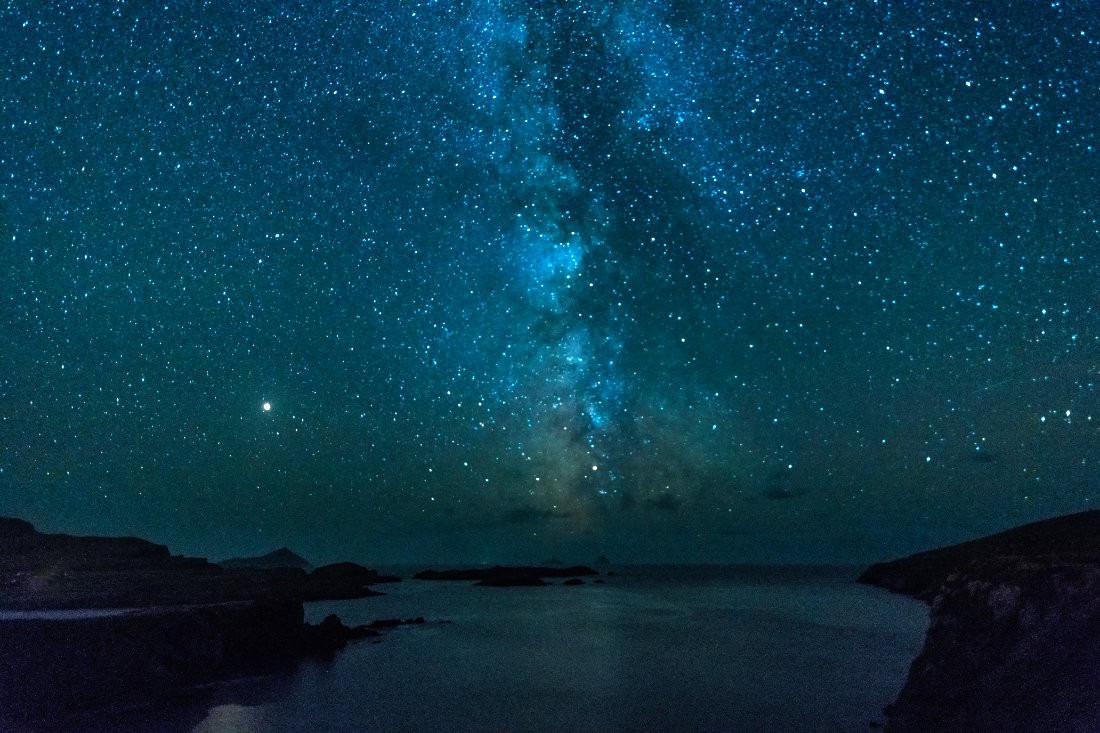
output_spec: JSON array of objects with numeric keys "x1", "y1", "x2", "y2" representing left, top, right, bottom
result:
[
  {"x1": 0, "y1": 601, "x2": 350, "y2": 723},
  {"x1": 883, "y1": 556, "x2": 1100, "y2": 731},
  {"x1": 860, "y1": 510, "x2": 1100, "y2": 731},
  {"x1": 0, "y1": 517, "x2": 391, "y2": 726}
]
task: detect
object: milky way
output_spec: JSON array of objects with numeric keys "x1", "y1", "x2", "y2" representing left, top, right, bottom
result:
[{"x1": 1, "y1": 1, "x2": 1097, "y2": 563}]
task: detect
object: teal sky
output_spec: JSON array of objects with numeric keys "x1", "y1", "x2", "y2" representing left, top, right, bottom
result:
[{"x1": 1, "y1": 0, "x2": 1097, "y2": 565}]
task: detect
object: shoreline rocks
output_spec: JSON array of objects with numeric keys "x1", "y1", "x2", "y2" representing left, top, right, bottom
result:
[
  {"x1": 0, "y1": 517, "x2": 402, "y2": 727},
  {"x1": 0, "y1": 600, "x2": 368, "y2": 726}
]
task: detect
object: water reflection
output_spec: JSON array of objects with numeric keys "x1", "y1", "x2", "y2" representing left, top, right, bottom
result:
[{"x1": 191, "y1": 703, "x2": 272, "y2": 733}]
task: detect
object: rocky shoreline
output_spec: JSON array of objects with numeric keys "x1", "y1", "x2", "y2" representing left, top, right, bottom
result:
[
  {"x1": 860, "y1": 510, "x2": 1100, "y2": 731},
  {"x1": 20, "y1": 507, "x2": 1098, "y2": 730},
  {"x1": 0, "y1": 517, "x2": 396, "y2": 727}
]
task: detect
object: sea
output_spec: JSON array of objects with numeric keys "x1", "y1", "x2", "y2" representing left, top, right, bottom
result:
[{"x1": 76, "y1": 565, "x2": 928, "y2": 733}]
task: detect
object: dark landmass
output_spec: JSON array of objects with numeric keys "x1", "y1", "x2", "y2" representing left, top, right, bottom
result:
[
  {"x1": 0, "y1": 517, "x2": 402, "y2": 727},
  {"x1": 414, "y1": 565, "x2": 599, "y2": 586},
  {"x1": 860, "y1": 510, "x2": 1100, "y2": 732},
  {"x1": 0, "y1": 603, "x2": 380, "y2": 726},
  {"x1": 858, "y1": 510, "x2": 1100, "y2": 600},
  {"x1": 304, "y1": 562, "x2": 401, "y2": 599},
  {"x1": 0, "y1": 516, "x2": 394, "y2": 609},
  {"x1": 218, "y1": 547, "x2": 314, "y2": 571}
]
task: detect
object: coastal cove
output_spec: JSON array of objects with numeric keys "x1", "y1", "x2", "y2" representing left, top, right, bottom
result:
[
  {"x1": 60, "y1": 565, "x2": 929, "y2": 733},
  {"x1": 10, "y1": 512, "x2": 1100, "y2": 730}
]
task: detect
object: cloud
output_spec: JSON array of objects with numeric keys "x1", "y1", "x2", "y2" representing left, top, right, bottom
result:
[{"x1": 647, "y1": 492, "x2": 682, "y2": 512}]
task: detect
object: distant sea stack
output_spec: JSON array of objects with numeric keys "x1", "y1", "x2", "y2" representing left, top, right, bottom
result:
[
  {"x1": 860, "y1": 510, "x2": 1100, "y2": 732},
  {"x1": 414, "y1": 565, "x2": 599, "y2": 586}
]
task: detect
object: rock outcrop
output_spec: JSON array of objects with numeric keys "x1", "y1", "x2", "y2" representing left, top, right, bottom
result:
[
  {"x1": 0, "y1": 517, "x2": 402, "y2": 727},
  {"x1": 860, "y1": 510, "x2": 1100, "y2": 732},
  {"x1": 0, "y1": 601, "x2": 375, "y2": 726},
  {"x1": 304, "y1": 562, "x2": 400, "y2": 599}
]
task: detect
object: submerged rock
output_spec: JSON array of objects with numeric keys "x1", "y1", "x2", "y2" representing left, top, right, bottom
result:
[{"x1": 861, "y1": 510, "x2": 1100, "y2": 731}]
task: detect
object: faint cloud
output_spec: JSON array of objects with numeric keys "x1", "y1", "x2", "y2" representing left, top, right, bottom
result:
[{"x1": 647, "y1": 492, "x2": 682, "y2": 512}]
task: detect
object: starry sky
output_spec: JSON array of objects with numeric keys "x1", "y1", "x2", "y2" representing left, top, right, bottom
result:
[{"x1": 1, "y1": 0, "x2": 1097, "y2": 565}]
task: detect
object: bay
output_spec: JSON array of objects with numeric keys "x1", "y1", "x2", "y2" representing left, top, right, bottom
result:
[{"x1": 85, "y1": 566, "x2": 928, "y2": 732}]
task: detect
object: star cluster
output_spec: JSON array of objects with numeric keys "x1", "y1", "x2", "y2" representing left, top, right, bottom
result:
[{"x1": 1, "y1": 0, "x2": 1096, "y2": 563}]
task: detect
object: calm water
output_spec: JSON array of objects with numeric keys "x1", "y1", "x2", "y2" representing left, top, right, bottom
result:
[{"x1": 85, "y1": 566, "x2": 928, "y2": 732}]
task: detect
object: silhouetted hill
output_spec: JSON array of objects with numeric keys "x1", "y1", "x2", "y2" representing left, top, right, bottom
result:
[
  {"x1": 0, "y1": 517, "x2": 395, "y2": 609},
  {"x1": 219, "y1": 547, "x2": 314, "y2": 571},
  {"x1": 859, "y1": 510, "x2": 1100, "y2": 600}
]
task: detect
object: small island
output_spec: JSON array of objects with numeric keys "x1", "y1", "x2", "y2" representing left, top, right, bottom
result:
[{"x1": 414, "y1": 565, "x2": 600, "y2": 586}]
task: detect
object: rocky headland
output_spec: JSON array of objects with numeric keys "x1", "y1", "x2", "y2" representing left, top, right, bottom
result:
[
  {"x1": 860, "y1": 510, "x2": 1100, "y2": 731},
  {"x1": 0, "y1": 516, "x2": 398, "y2": 727}
]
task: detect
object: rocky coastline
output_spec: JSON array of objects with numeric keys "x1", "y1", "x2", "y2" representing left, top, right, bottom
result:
[
  {"x1": 0, "y1": 517, "x2": 395, "y2": 727},
  {"x1": 860, "y1": 510, "x2": 1100, "y2": 731}
]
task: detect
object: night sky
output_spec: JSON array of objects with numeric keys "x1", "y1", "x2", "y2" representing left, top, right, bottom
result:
[{"x1": 1, "y1": 1, "x2": 1097, "y2": 565}]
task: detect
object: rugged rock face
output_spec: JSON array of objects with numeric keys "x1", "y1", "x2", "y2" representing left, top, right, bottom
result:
[
  {"x1": 860, "y1": 511, "x2": 1100, "y2": 732},
  {"x1": 884, "y1": 556, "x2": 1100, "y2": 732}
]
